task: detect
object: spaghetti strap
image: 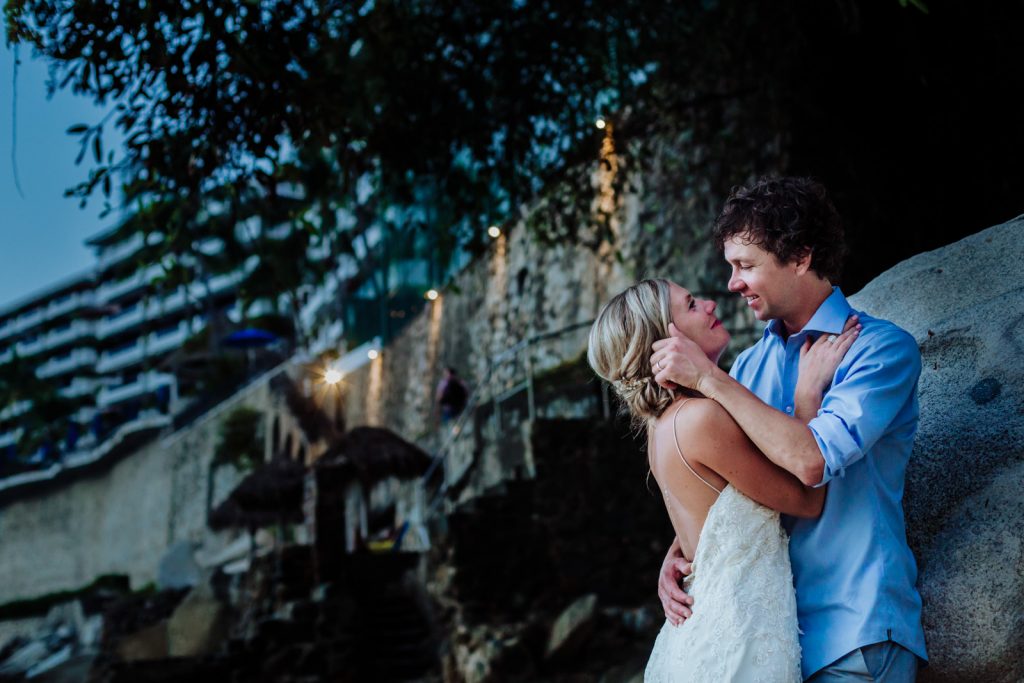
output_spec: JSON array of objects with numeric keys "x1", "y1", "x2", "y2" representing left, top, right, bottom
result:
[{"x1": 671, "y1": 399, "x2": 723, "y2": 494}]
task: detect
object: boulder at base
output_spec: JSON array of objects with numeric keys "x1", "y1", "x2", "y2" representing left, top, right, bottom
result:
[{"x1": 850, "y1": 215, "x2": 1024, "y2": 683}]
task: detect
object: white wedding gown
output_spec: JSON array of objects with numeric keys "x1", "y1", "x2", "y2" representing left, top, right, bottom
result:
[{"x1": 644, "y1": 484, "x2": 803, "y2": 682}]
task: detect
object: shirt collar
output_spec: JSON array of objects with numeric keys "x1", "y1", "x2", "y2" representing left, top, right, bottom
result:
[{"x1": 764, "y1": 287, "x2": 852, "y2": 340}]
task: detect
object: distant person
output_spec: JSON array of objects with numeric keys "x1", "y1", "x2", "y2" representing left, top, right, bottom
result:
[{"x1": 435, "y1": 366, "x2": 468, "y2": 426}]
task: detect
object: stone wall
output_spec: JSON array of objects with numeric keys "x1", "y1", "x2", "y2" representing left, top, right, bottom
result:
[{"x1": 337, "y1": 134, "x2": 771, "y2": 441}]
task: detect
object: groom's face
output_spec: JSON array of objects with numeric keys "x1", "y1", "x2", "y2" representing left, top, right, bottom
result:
[{"x1": 723, "y1": 234, "x2": 802, "y2": 324}]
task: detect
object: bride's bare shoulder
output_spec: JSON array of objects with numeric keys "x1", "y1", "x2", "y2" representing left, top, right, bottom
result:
[
  {"x1": 668, "y1": 396, "x2": 733, "y2": 432},
  {"x1": 653, "y1": 397, "x2": 743, "y2": 463}
]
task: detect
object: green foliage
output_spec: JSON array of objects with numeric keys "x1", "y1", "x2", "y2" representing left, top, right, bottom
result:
[
  {"x1": 2, "y1": 1, "x2": 761, "y2": 309},
  {"x1": 0, "y1": 574, "x2": 131, "y2": 620},
  {"x1": 213, "y1": 406, "x2": 264, "y2": 469}
]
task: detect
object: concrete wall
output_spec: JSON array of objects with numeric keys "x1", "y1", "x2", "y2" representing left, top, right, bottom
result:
[{"x1": 0, "y1": 376, "x2": 274, "y2": 606}]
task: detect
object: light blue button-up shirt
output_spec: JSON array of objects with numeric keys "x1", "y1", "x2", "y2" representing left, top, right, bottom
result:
[{"x1": 730, "y1": 287, "x2": 927, "y2": 679}]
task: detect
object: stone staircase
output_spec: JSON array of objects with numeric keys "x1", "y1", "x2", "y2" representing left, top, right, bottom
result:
[{"x1": 353, "y1": 584, "x2": 437, "y2": 681}]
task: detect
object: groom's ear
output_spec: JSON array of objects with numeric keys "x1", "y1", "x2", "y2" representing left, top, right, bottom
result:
[{"x1": 793, "y1": 247, "x2": 813, "y2": 276}]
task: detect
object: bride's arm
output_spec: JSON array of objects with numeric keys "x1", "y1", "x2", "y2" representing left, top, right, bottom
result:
[{"x1": 664, "y1": 400, "x2": 825, "y2": 518}]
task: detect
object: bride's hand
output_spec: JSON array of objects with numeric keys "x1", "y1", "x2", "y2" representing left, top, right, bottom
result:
[{"x1": 796, "y1": 315, "x2": 860, "y2": 399}]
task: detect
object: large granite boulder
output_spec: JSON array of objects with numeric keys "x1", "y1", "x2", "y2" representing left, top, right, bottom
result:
[{"x1": 849, "y1": 215, "x2": 1024, "y2": 683}]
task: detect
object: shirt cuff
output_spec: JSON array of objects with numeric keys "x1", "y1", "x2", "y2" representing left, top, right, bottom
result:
[{"x1": 808, "y1": 412, "x2": 864, "y2": 486}]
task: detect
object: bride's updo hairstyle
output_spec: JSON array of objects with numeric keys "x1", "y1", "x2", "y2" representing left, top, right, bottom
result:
[{"x1": 588, "y1": 279, "x2": 691, "y2": 429}]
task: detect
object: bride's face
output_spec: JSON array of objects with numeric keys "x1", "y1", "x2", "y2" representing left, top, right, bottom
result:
[{"x1": 668, "y1": 282, "x2": 731, "y2": 361}]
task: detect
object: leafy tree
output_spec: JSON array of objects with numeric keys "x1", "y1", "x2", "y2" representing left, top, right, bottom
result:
[
  {"x1": 3, "y1": 1, "x2": 793, "y2": 322},
  {"x1": 6, "y1": 0, "x2": 963, "y2": 309}
]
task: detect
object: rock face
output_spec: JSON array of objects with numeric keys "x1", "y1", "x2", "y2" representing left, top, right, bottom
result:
[
  {"x1": 849, "y1": 215, "x2": 1024, "y2": 683},
  {"x1": 165, "y1": 584, "x2": 229, "y2": 657},
  {"x1": 546, "y1": 593, "x2": 599, "y2": 661}
]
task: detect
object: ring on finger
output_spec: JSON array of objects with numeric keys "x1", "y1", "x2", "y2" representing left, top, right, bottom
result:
[{"x1": 826, "y1": 334, "x2": 837, "y2": 344}]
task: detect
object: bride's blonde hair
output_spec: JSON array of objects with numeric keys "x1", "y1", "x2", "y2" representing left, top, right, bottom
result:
[{"x1": 588, "y1": 279, "x2": 693, "y2": 428}]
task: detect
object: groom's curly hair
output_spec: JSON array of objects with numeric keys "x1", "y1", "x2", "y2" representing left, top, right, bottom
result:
[{"x1": 713, "y1": 176, "x2": 847, "y2": 283}]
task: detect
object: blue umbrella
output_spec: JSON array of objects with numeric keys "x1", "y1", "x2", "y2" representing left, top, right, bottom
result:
[{"x1": 222, "y1": 328, "x2": 279, "y2": 348}]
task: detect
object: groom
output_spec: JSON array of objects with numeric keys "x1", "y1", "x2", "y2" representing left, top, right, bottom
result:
[{"x1": 650, "y1": 177, "x2": 926, "y2": 681}]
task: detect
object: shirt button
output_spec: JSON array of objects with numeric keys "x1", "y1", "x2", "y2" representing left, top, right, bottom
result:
[{"x1": 785, "y1": 405, "x2": 793, "y2": 413}]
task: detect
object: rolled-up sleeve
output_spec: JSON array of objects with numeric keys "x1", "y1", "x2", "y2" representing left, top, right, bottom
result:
[{"x1": 808, "y1": 327, "x2": 921, "y2": 485}]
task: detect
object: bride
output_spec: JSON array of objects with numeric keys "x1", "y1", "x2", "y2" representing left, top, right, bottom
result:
[{"x1": 587, "y1": 278, "x2": 857, "y2": 682}]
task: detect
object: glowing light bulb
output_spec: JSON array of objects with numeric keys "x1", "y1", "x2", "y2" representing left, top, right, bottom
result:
[
  {"x1": 595, "y1": 117, "x2": 606, "y2": 129},
  {"x1": 488, "y1": 225, "x2": 501, "y2": 239},
  {"x1": 324, "y1": 368, "x2": 343, "y2": 384},
  {"x1": 368, "y1": 349, "x2": 379, "y2": 360},
  {"x1": 426, "y1": 289, "x2": 439, "y2": 301}
]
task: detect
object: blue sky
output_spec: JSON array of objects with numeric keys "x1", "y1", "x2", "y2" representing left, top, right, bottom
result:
[{"x1": 0, "y1": 43, "x2": 125, "y2": 309}]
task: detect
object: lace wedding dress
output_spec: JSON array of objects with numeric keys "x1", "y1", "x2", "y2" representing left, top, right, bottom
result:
[{"x1": 644, "y1": 484, "x2": 802, "y2": 682}]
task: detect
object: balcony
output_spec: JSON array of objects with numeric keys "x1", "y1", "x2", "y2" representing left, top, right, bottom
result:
[
  {"x1": 42, "y1": 320, "x2": 95, "y2": 352},
  {"x1": 145, "y1": 322, "x2": 190, "y2": 358},
  {"x1": 37, "y1": 348, "x2": 98, "y2": 379},
  {"x1": 97, "y1": 304, "x2": 145, "y2": 339},
  {"x1": 187, "y1": 269, "x2": 244, "y2": 301},
  {"x1": 96, "y1": 340, "x2": 144, "y2": 374},
  {"x1": 97, "y1": 371, "x2": 175, "y2": 408},
  {"x1": 14, "y1": 336, "x2": 45, "y2": 358},
  {"x1": 147, "y1": 287, "x2": 188, "y2": 319},
  {"x1": 45, "y1": 291, "x2": 96, "y2": 322},
  {"x1": 1, "y1": 308, "x2": 47, "y2": 343},
  {"x1": 96, "y1": 264, "x2": 164, "y2": 305},
  {"x1": 0, "y1": 428, "x2": 21, "y2": 449},
  {"x1": 59, "y1": 377, "x2": 102, "y2": 399},
  {"x1": 96, "y1": 233, "x2": 145, "y2": 273},
  {"x1": 0, "y1": 400, "x2": 31, "y2": 422}
]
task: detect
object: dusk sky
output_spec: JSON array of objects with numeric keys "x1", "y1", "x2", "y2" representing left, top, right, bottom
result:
[{"x1": 0, "y1": 43, "x2": 125, "y2": 310}]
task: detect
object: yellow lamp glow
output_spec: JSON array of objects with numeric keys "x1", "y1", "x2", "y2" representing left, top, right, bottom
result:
[{"x1": 324, "y1": 368, "x2": 343, "y2": 384}]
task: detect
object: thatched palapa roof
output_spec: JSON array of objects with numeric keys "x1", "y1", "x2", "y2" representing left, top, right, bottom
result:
[
  {"x1": 316, "y1": 426, "x2": 432, "y2": 482},
  {"x1": 208, "y1": 456, "x2": 307, "y2": 530}
]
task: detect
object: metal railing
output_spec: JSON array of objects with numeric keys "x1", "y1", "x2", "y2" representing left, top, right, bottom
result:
[{"x1": 420, "y1": 319, "x2": 595, "y2": 518}]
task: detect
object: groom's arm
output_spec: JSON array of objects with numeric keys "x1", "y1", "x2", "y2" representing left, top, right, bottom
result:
[
  {"x1": 692, "y1": 369, "x2": 824, "y2": 485},
  {"x1": 653, "y1": 324, "x2": 921, "y2": 486}
]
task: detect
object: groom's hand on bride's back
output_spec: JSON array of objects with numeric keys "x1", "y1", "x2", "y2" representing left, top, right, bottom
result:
[{"x1": 658, "y1": 541, "x2": 694, "y2": 626}]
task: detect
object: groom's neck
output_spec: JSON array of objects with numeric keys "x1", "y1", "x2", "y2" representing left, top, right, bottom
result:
[{"x1": 778, "y1": 281, "x2": 834, "y2": 337}]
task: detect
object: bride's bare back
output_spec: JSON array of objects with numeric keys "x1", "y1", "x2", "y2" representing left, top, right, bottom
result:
[{"x1": 648, "y1": 396, "x2": 824, "y2": 561}]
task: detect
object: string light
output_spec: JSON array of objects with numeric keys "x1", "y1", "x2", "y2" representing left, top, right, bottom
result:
[
  {"x1": 426, "y1": 289, "x2": 439, "y2": 301},
  {"x1": 488, "y1": 225, "x2": 501, "y2": 238},
  {"x1": 595, "y1": 117, "x2": 606, "y2": 129},
  {"x1": 367, "y1": 349, "x2": 379, "y2": 360},
  {"x1": 324, "y1": 368, "x2": 343, "y2": 384}
]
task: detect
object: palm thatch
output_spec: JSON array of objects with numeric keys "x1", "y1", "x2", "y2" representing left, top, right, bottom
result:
[
  {"x1": 316, "y1": 426, "x2": 432, "y2": 482},
  {"x1": 208, "y1": 456, "x2": 307, "y2": 531}
]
